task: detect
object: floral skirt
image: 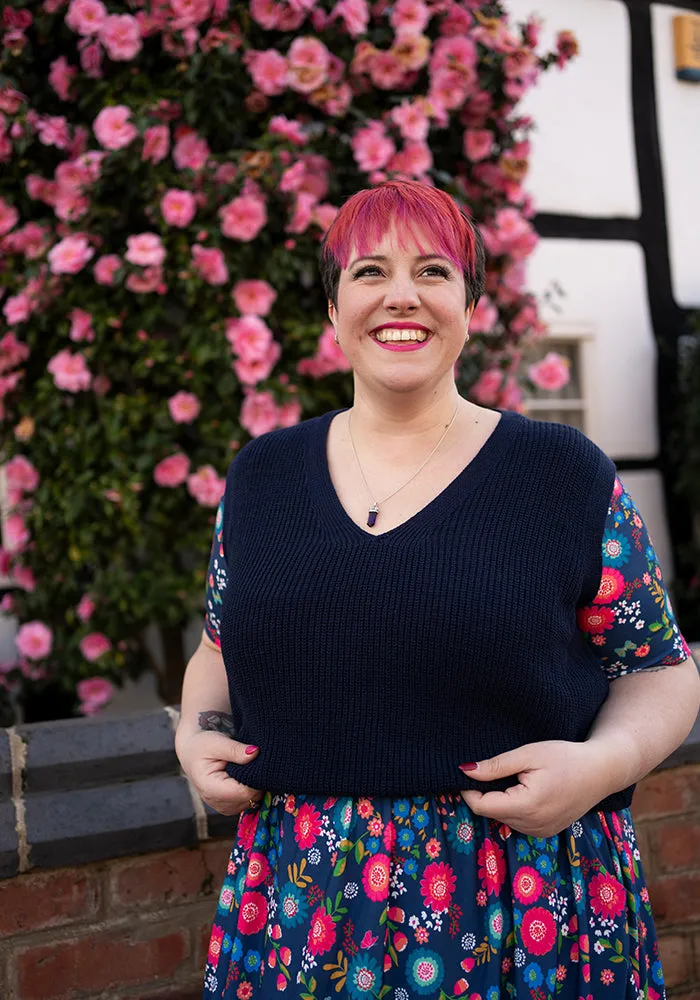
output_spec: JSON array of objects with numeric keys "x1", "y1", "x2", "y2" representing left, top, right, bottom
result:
[{"x1": 203, "y1": 792, "x2": 665, "y2": 1000}]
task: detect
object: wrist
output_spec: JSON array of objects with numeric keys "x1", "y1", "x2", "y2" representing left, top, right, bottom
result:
[{"x1": 584, "y1": 732, "x2": 640, "y2": 798}]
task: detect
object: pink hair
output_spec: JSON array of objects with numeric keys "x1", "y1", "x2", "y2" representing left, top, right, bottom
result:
[{"x1": 321, "y1": 179, "x2": 480, "y2": 283}]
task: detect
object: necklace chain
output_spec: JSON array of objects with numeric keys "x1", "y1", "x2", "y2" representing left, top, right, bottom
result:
[{"x1": 347, "y1": 404, "x2": 460, "y2": 527}]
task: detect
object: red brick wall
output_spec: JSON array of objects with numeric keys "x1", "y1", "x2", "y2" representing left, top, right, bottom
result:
[
  {"x1": 0, "y1": 765, "x2": 698, "y2": 1000},
  {"x1": 633, "y1": 763, "x2": 700, "y2": 1000}
]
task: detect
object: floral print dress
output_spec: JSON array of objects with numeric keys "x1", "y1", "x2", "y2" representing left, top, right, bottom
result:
[{"x1": 202, "y1": 476, "x2": 690, "y2": 1000}]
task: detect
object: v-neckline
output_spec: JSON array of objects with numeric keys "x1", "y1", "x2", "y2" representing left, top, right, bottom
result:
[{"x1": 306, "y1": 407, "x2": 523, "y2": 543}]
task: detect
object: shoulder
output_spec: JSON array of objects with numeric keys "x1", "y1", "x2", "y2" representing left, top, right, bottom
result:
[{"x1": 225, "y1": 411, "x2": 335, "y2": 489}]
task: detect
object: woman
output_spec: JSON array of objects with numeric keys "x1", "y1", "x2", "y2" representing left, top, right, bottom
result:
[{"x1": 175, "y1": 180, "x2": 699, "y2": 1000}]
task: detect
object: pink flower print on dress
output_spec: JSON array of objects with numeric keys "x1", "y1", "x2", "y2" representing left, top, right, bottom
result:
[
  {"x1": 244, "y1": 852, "x2": 270, "y2": 888},
  {"x1": 588, "y1": 872, "x2": 626, "y2": 918},
  {"x1": 477, "y1": 838, "x2": 506, "y2": 896},
  {"x1": 307, "y1": 906, "x2": 336, "y2": 956},
  {"x1": 16, "y1": 621, "x2": 53, "y2": 660},
  {"x1": 239, "y1": 891, "x2": 268, "y2": 935},
  {"x1": 520, "y1": 906, "x2": 557, "y2": 955},
  {"x1": 154, "y1": 453, "x2": 191, "y2": 488},
  {"x1": 93, "y1": 105, "x2": 137, "y2": 150},
  {"x1": 362, "y1": 853, "x2": 391, "y2": 902},
  {"x1": 207, "y1": 924, "x2": 225, "y2": 965},
  {"x1": 594, "y1": 567, "x2": 626, "y2": 604},
  {"x1": 294, "y1": 801, "x2": 322, "y2": 848},
  {"x1": 420, "y1": 861, "x2": 456, "y2": 912},
  {"x1": 48, "y1": 235, "x2": 94, "y2": 274},
  {"x1": 512, "y1": 866, "x2": 543, "y2": 904},
  {"x1": 160, "y1": 189, "x2": 196, "y2": 227}
]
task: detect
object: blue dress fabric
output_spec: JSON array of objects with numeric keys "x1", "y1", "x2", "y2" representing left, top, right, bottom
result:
[{"x1": 202, "y1": 473, "x2": 689, "y2": 1000}]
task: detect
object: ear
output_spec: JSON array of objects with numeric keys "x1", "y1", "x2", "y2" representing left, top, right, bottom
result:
[
  {"x1": 465, "y1": 300, "x2": 476, "y2": 328},
  {"x1": 328, "y1": 300, "x2": 337, "y2": 326}
]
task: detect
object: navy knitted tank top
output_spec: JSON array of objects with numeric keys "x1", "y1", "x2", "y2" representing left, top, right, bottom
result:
[{"x1": 219, "y1": 408, "x2": 629, "y2": 809}]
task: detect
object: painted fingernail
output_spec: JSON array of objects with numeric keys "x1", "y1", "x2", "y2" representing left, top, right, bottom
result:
[
  {"x1": 245, "y1": 745, "x2": 259, "y2": 755},
  {"x1": 459, "y1": 763, "x2": 478, "y2": 771}
]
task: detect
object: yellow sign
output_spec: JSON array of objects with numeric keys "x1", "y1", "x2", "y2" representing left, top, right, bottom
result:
[{"x1": 674, "y1": 14, "x2": 700, "y2": 82}]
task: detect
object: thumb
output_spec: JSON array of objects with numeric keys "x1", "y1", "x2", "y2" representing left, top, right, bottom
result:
[
  {"x1": 459, "y1": 746, "x2": 533, "y2": 782},
  {"x1": 214, "y1": 737, "x2": 260, "y2": 765}
]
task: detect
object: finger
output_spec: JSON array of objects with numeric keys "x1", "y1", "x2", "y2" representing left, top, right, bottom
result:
[
  {"x1": 459, "y1": 744, "x2": 540, "y2": 782},
  {"x1": 199, "y1": 733, "x2": 260, "y2": 765},
  {"x1": 461, "y1": 784, "x2": 531, "y2": 821}
]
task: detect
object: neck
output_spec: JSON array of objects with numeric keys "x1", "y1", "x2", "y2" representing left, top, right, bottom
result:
[{"x1": 350, "y1": 377, "x2": 464, "y2": 440}]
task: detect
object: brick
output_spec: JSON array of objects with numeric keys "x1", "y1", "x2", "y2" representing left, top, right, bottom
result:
[
  {"x1": 109, "y1": 847, "x2": 216, "y2": 912},
  {"x1": 0, "y1": 867, "x2": 100, "y2": 936},
  {"x1": 658, "y1": 935, "x2": 692, "y2": 988},
  {"x1": 201, "y1": 838, "x2": 233, "y2": 884},
  {"x1": 632, "y1": 764, "x2": 700, "y2": 821},
  {"x1": 649, "y1": 818, "x2": 700, "y2": 874},
  {"x1": 647, "y1": 873, "x2": 700, "y2": 926},
  {"x1": 15, "y1": 926, "x2": 190, "y2": 1000},
  {"x1": 118, "y1": 981, "x2": 202, "y2": 1000}
]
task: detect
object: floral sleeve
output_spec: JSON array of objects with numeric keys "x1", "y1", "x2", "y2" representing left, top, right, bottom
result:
[
  {"x1": 204, "y1": 494, "x2": 228, "y2": 649},
  {"x1": 577, "y1": 476, "x2": 692, "y2": 679}
]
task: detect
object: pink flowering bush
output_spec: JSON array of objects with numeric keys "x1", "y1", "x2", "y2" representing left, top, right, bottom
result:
[{"x1": 0, "y1": 0, "x2": 575, "y2": 722}]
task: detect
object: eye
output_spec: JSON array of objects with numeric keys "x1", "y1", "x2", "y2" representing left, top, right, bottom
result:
[
  {"x1": 421, "y1": 264, "x2": 452, "y2": 278},
  {"x1": 351, "y1": 265, "x2": 383, "y2": 279}
]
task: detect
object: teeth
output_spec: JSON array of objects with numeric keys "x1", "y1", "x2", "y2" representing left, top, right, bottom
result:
[{"x1": 374, "y1": 329, "x2": 429, "y2": 343}]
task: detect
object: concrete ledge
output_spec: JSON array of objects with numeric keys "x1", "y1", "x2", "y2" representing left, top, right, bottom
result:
[{"x1": 0, "y1": 700, "x2": 698, "y2": 878}]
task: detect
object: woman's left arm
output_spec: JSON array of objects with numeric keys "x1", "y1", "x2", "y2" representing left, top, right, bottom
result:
[{"x1": 461, "y1": 658, "x2": 699, "y2": 837}]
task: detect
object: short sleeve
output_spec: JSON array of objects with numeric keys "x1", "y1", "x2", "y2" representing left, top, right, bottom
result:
[
  {"x1": 576, "y1": 476, "x2": 692, "y2": 679},
  {"x1": 204, "y1": 495, "x2": 228, "y2": 648}
]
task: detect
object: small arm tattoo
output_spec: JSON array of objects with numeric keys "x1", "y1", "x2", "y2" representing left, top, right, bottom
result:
[{"x1": 199, "y1": 710, "x2": 236, "y2": 738}]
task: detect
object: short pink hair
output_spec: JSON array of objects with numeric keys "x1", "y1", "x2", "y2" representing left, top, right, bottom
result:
[{"x1": 320, "y1": 179, "x2": 485, "y2": 306}]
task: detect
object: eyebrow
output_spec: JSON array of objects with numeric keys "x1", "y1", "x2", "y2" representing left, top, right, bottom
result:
[{"x1": 348, "y1": 254, "x2": 451, "y2": 269}]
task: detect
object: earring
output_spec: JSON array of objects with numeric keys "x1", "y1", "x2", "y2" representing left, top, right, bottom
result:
[{"x1": 334, "y1": 332, "x2": 339, "y2": 344}]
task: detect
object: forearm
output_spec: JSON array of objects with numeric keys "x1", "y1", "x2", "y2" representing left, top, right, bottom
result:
[
  {"x1": 587, "y1": 656, "x2": 700, "y2": 796},
  {"x1": 176, "y1": 639, "x2": 232, "y2": 748}
]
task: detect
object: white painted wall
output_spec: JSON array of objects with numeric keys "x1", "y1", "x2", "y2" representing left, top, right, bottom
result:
[
  {"x1": 505, "y1": 0, "x2": 640, "y2": 217},
  {"x1": 651, "y1": 4, "x2": 700, "y2": 308}
]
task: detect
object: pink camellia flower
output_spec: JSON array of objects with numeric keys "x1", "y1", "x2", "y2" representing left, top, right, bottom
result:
[
  {"x1": 277, "y1": 398, "x2": 302, "y2": 427},
  {"x1": 77, "y1": 676, "x2": 115, "y2": 715},
  {"x1": 279, "y1": 159, "x2": 307, "y2": 194},
  {"x1": 232, "y1": 280, "x2": 277, "y2": 317},
  {"x1": 464, "y1": 128, "x2": 494, "y2": 163},
  {"x1": 142, "y1": 124, "x2": 169, "y2": 164},
  {"x1": 391, "y1": 141, "x2": 432, "y2": 178},
  {"x1": 76, "y1": 593, "x2": 96, "y2": 622},
  {"x1": 80, "y1": 632, "x2": 112, "y2": 662},
  {"x1": 287, "y1": 37, "x2": 330, "y2": 94},
  {"x1": 49, "y1": 56, "x2": 77, "y2": 100},
  {"x1": 3, "y1": 293, "x2": 32, "y2": 326},
  {"x1": 100, "y1": 14, "x2": 142, "y2": 61},
  {"x1": 225, "y1": 315, "x2": 273, "y2": 361},
  {"x1": 429, "y1": 67, "x2": 475, "y2": 111},
  {"x1": 367, "y1": 50, "x2": 406, "y2": 90},
  {"x1": 187, "y1": 465, "x2": 225, "y2": 507},
  {"x1": 126, "y1": 266, "x2": 164, "y2": 294},
  {"x1": 391, "y1": 101, "x2": 429, "y2": 142},
  {"x1": 69, "y1": 308, "x2": 95, "y2": 342},
  {"x1": 0, "y1": 198, "x2": 19, "y2": 236},
  {"x1": 168, "y1": 390, "x2": 201, "y2": 423},
  {"x1": 468, "y1": 295, "x2": 498, "y2": 334},
  {"x1": 268, "y1": 114, "x2": 307, "y2": 145},
  {"x1": 390, "y1": 0, "x2": 430, "y2": 37},
  {"x1": 234, "y1": 341, "x2": 281, "y2": 385},
  {"x1": 219, "y1": 194, "x2": 267, "y2": 241},
  {"x1": 431, "y1": 35, "x2": 477, "y2": 75},
  {"x1": 93, "y1": 105, "x2": 137, "y2": 151},
  {"x1": 153, "y1": 452, "x2": 190, "y2": 487},
  {"x1": 161, "y1": 188, "x2": 196, "y2": 227},
  {"x1": 312, "y1": 202, "x2": 338, "y2": 235},
  {"x1": 48, "y1": 234, "x2": 94, "y2": 274},
  {"x1": 4, "y1": 454, "x2": 39, "y2": 492},
  {"x1": 191, "y1": 244, "x2": 228, "y2": 285},
  {"x1": 93, "y1": 254, "x2": 121, "y2": 285},
  {"x1": 125, "y1": 232, "x2": 165, "y2": 267},
  {"x1": 286, "y1": 192, "x2": 317, "y2": 235},
  {"x1": 80, "y1": 39, "x2": 104, "y2": 79},
  {"x1": 250, "y1": 0, "x2": 280, "y2": 29},
  {"x1": 13, "y1": 566, "x2": 36, "y2": 592},
  {"x1": 498, "y1": 375, "x2": 525, "y2": 411},
  {"x1": 47, "y1": 349, "x2": 92, "y2": 391},
  {"x1": 351, "y1": 123, "x2": 395, "y2": 173},
  {"x1": 240, "y1": 390, "x2": 278, "y2": 438},
  {"x1": 36, "y1": 115, "x2": 71, "y2": 150},
  {"x1": 297, "y1": 322, "x2": 351, "y2": 377},
  {"x1": 16, "y1": 621, "x2": 53, "y2": 660},
  {"x1": 470, "y1": 367, "x2": 504, "y2": 405},
  {"x1": 246, "y1": 49, "x2": 288, "y2": 96},
  {"x1": 0, "y1": 332, "x2": 30, "y2": 373},
  {"x1": 65, "y1": 0, "x2": 107, "y2": 36},
  {"x1": 173, "y1": 130, "x2": 210, "y2": 171},
  {"x1": 333, "y1": 0, "x2": 369, "y2": 38},
  {"x1": 4, "y1": 513, "x2": 30, "y2": 553},
  {"x1": 529, "y1": 351, "x2": 570, "y2": 392}
]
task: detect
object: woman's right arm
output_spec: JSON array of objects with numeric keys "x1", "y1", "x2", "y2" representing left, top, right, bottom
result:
[{"x1": 174, "y1": 630, "x2": 263, "y2": 815}]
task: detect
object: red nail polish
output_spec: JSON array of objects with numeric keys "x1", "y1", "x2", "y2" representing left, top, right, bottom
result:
[
  {"x1": 245, "y1": 745, "x2": 258, "y2": 755},
  {"x1": 459, "y1": 762, "x2": 478, "y2": 771}
]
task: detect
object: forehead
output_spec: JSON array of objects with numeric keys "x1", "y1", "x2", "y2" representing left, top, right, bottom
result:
[{"x1": 345, "y1": 222, "x2": 453, "y2": 268}]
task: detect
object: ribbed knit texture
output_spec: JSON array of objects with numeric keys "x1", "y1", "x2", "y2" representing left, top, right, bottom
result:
[{"x1": 220, "y1": 408, "x2": 630, "y2": 809}]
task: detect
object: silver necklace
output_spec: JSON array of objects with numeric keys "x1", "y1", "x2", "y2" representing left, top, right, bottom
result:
[{"x1": 347, "y1": 404, "x2": 460, "y2": 527}]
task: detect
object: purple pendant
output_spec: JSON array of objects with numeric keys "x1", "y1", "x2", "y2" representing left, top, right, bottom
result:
[{"x1": 367, "y1": 504, "x2": 379, "y2": 527}]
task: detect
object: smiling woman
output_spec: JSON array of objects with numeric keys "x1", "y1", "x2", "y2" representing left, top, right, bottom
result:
[{"x1": 175, "y1": 180, "x2": 700, "y2": 1000}]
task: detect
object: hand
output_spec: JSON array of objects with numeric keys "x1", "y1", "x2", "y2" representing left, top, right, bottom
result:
[
  {"x1": 175, "y1": 728, "x2": 264, "y2": 816},
  {"x1": 459, "y1": 740, "x2": 611, "y2": 838}
]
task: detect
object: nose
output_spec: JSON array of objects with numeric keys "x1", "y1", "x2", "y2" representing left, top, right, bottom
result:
[{"x1": 383, "y1": 273, "x2": 420, "y2": 312}]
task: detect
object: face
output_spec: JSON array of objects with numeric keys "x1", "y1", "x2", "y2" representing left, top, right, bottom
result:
[{"x1": 328, "y1": 224, "x2": 475, "y2": 396}]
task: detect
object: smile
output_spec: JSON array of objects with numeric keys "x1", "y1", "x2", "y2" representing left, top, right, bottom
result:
[{"x1": 372, "y1": 328, "x2": 432, "y2": 352}]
